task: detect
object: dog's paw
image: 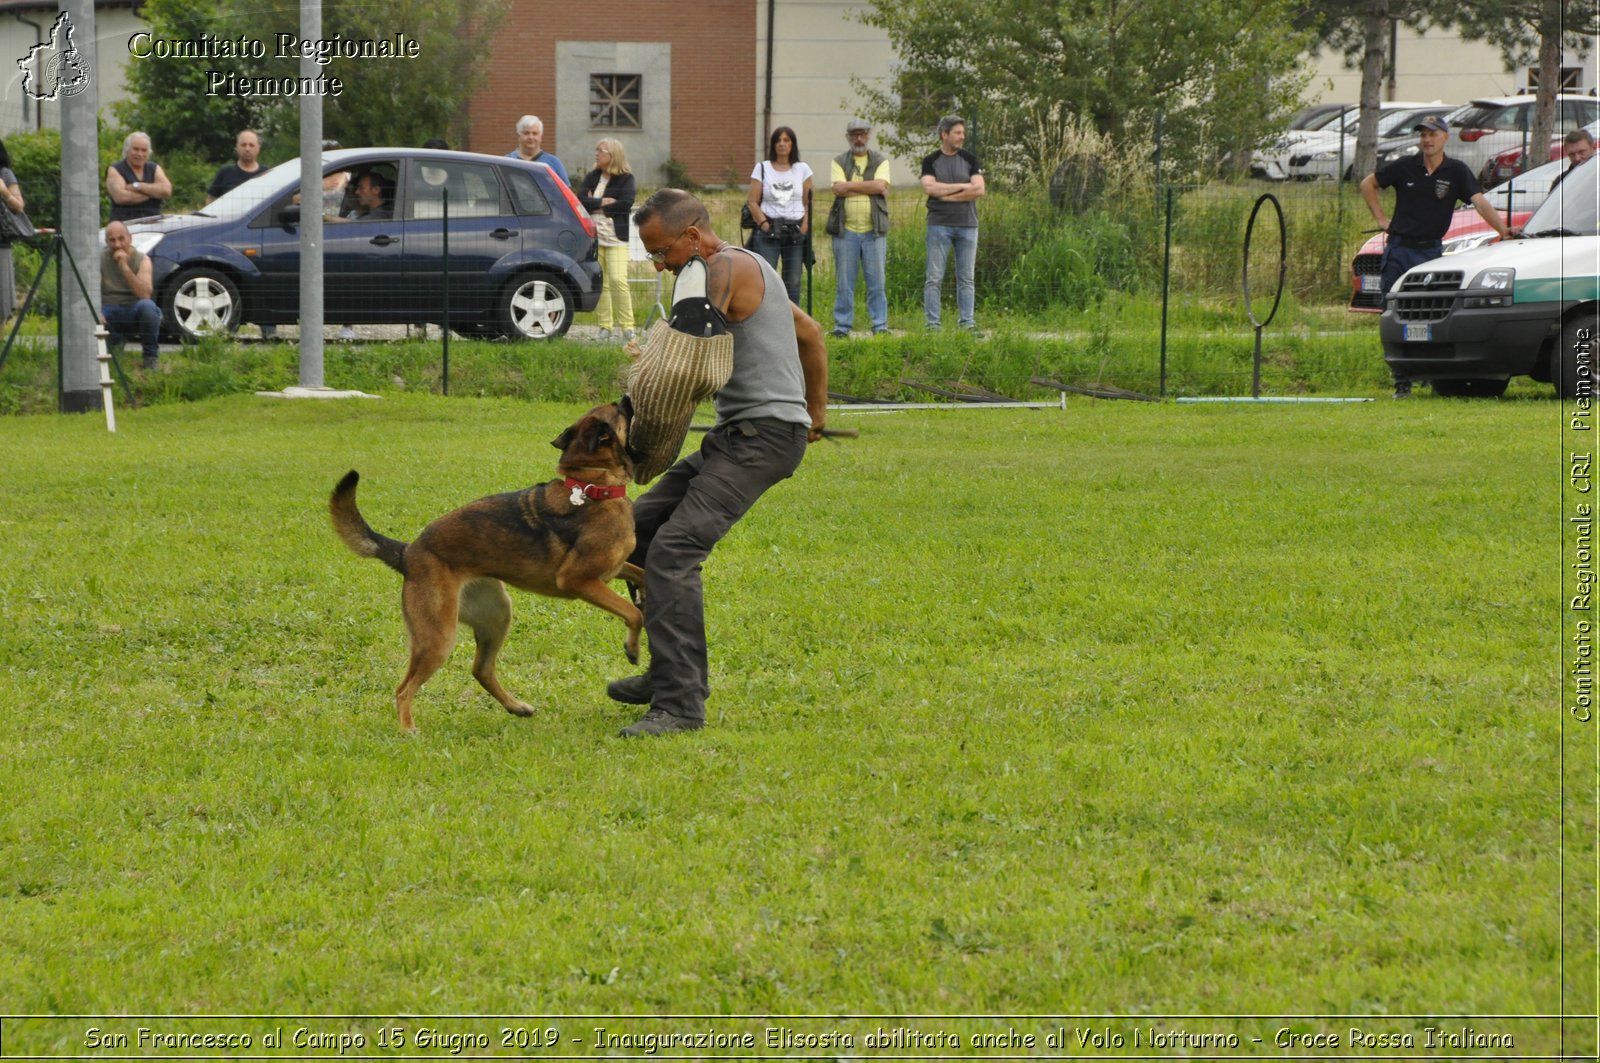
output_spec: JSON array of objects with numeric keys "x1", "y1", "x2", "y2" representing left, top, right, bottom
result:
[
  {"x1": 504, "y1": 701, "x2": 535, "y2": 718},
  {"x1": 624, "y1": 641, "x2": 640, "y2": 665}
]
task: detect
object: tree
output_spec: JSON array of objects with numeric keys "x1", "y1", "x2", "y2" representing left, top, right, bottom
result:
[
  {"x1": 116, "y1": 0, "x2": 266, "y2": 161},
  {"x1": 1298, "y1": 0, "x2": 1442, "y2": 183},
  {"x1": 1450, "y1": 0, "x2": 1598, "y2": 167},
  {"x1": 855, "y1": 0, "x2": 1318, "y2": 187},
  {"x1": 117, "y1": 0, "x2": 506, "y2": 163}
]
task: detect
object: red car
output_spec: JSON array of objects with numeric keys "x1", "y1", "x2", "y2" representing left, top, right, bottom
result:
[
  {"x1": 1348, "y1": 208, "x2": 1531, "y2": 312},
  {"x1": 1480, "y1": 140, "x2": 1568, "y2": 187}
]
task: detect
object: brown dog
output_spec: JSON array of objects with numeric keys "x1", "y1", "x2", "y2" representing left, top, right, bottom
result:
[{"x1": 329, "y1": 403, "x2": 642, "y2": 731}]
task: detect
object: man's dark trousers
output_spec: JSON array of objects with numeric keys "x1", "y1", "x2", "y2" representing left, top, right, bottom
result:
[{"x1": 629, "y1": 418, "x2": 808, "y2": 721}]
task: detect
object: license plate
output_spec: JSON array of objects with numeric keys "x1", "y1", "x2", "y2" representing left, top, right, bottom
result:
[
  {"x1": 1404, "y1": 323, "x2": 1431, "y2": 343},
  {"x1": 1361, "y1": 274, "x2": 1382, "y2": 293}
]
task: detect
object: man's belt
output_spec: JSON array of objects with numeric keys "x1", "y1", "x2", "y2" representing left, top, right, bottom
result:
[{"x1": 1388, "y1": 233, "x2": 1442, "y2": 250}]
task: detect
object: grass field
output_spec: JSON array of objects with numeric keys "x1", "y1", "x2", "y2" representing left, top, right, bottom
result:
[{"x1": 0, "y1": 394, "x2": 1588, "y2": 1053}]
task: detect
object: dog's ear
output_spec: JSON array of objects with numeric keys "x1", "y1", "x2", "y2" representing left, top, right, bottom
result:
[
  {"x1": 586, "y1": 421, "x2": 614, "y2": 451},
  {"x1": 551, "y1": 426, "x2": 576, "y2": 451},
  {"x1": 618, "y1": 395, "x2": 635, "y2": 424}
]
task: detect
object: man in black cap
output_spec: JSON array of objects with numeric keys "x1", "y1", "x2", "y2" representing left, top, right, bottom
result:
[{"x1": 1360, "y1": 113, "x2": 1512, "y2": 396}]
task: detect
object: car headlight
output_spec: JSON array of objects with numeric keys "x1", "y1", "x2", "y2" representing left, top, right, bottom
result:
[
  {"x1": 1442, "y1": 232, "x2": 1498, "y2": 255},
  {"x1": 1471, "y1": 266, "x2": 1515, "y2": 290},
  {"x1": 1462, "y1": 266, "x2": 1515, "y2": 307},
  {"x1": 131, "y1": 231, "x2": 164, "y2": 254}
]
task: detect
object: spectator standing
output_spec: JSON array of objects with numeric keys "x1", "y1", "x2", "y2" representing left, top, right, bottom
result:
[
  {"x1": 205, "y1": 130, "x2": 269, "y2": 204},
  {"x1": 100, "y1": 221, "x2": 163, "y2": 370},
  {"x1": 0, "y1": 138, "x2": 23, "y2": 323},
  {"x1": 920, "y1": 116, "x2": 985, "y2": 333},
  {"x1": 1360, "y1": 114, "x2": 1511, "y2": 397},
  {"x1": 827, "y1": 117, "x2": 891, "y2": 337},
  {"x1": 106, "y1": 132, "x2": 172, "y2": 223},
  {"x1": 746, "y1": 126, "x2": 813, "y2": 305},
  {"x1": 506, "y1": 115, "x2": 570, "y2": 186},
  {"x1": 575, "y1": 138, "x2": 638, "y2": 341}
]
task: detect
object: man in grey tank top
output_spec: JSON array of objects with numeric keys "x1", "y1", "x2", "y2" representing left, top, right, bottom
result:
[{"x1": 611, "y1": 189, "x2": 828, "y2": 736}]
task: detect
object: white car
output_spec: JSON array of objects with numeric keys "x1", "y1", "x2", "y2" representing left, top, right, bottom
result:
[
  {"x1": 1380, "y1": 156, "x2": 1599, "y2": 397},
  {"x1": 1251, "y1": 107, "x2": 1350, "y2": 181},
  {"x1": 1287, "y1": 104, "x2": 1451, "y2": 181}
]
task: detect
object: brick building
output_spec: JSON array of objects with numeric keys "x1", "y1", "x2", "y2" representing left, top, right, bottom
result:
[{"x1": 466, "y1": 0, "x2": 757, "y2": 190}]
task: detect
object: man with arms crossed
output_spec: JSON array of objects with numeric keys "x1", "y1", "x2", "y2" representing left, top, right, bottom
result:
[
  {"x1": 610, "y1": 188, "x2": 828, "y2": 737},
  {"x1": 920, "y1": 115, "x2": 985, "y2": 333},
  {"x1": 1360, "y1": 114, "x2": 1512, "y2": 397}
]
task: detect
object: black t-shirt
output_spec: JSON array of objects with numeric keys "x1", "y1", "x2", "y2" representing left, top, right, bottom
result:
[
  {"x1": 1375, "y1": 154, "x2": 1481, "y2": 242},
  {"x1": 207, "y1": 162, "x2": 270, "y2": 200}
]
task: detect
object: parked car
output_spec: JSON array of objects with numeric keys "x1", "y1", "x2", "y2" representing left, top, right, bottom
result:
[
  {"x1": 1251, "y1": 106, "x2": 1351, "y2": 181},
  {"x1": 1373, "y1": 104, "x2": 1477, "y2": 168},
  {"x1": 1378, "y1": 156, "x2": 1598, "y2": 397},
  {"x1": 1287, "y1": 103, "x2": 1451, "y2": 181},
  {"x1": 1348, "y1": 207, "x2": 1532, "y2": 312},
  {"x1": 123, "y1": 148, "x2": 602, "y2": 342},
  {"x1": 1373, "y1": 95, "x2": 1600, "y2": 177},
  {"x1": 1479, "y1": 119, "x2": 1598, "y2": 186}
]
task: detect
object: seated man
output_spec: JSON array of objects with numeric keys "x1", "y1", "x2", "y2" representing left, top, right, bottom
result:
[
  {"x1": 100, "y1": 220, "x2": 163, "y2": 370},
  {"x1": 328, "y1": 171, "x2": 392, "y2": 222}
]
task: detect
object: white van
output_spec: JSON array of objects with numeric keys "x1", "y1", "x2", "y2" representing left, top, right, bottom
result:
[{"x1": 1379, "y1": 156, "x2": 1599, "y2": 397}]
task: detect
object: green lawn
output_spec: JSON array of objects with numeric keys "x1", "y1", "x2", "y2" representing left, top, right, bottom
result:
[{"x1": 0, "y1": 394, "x2": 1587, "y2": 1053}]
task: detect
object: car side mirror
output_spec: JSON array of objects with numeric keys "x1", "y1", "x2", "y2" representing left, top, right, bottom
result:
[{"x1": 276, "y1": 204, "x2": 301, "y2": 229}]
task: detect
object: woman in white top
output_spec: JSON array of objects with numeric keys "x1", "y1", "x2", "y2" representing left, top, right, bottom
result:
[
  {"x1": 745, "y1": 126, "x2": 812, "y2": 304},
  {"x1": 575, "y1": 138, "x2": 637, "y2": 340}
]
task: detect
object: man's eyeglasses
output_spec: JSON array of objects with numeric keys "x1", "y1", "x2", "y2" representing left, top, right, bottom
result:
[{"x1": 646, "y1": 230, "x2": 686, "y2": 263}]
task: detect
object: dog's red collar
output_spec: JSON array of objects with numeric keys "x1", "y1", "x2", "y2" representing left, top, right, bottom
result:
[{"x1": 564, "y1": 477, "x2": 627, "y2": 504}]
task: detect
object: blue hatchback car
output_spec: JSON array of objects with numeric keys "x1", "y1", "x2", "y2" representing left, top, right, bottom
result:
[{"x1": 124, "y1": 148, "x2": 602, "y2": 341}]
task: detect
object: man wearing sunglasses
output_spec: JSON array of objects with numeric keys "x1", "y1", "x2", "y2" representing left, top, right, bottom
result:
[{"x1": 611, "y1": 188, "x2": 828, "y2": 737}]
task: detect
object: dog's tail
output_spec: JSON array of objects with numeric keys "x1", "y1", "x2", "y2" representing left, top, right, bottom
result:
[{"x1": 329, "y1": 471, "x2": 408, "y2": 575}]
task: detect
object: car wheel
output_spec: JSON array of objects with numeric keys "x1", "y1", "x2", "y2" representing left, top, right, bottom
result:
[
  {"x1": 1553, "y1": 310, "x2": 1600, "y2": 400},
  {"x1": 1430, "y1": 378, "x2": 1509, "y2": 398},
  {"x1": 498, "y1": 274, "x2": 573, "y2": 340},
  {"x1": 163, "y1": 267, "x2": 241, "y2": 342}
]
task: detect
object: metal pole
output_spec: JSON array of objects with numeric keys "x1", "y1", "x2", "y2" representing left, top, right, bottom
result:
[
  {"x1": 297, "y1": 0, "x2": 325, "y2": 388},
  {"x1": 1159, "y1": 184, "x2": 1174, "y2": 398},
  {"x1": 441, "y1": 188, "x2": 449, "y2": 395},
  {"x1": 1252, "y1": 326, "x2": 1263, "y2": 399},
  {"x1": 56, "y1": 232, "x2": 63, "y2": 412},
  {"x1": 58, "y1": 0, "x2": 100, "y2": 413}
]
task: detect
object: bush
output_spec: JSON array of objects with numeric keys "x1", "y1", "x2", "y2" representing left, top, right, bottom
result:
[{"x1": 7, "y1": 129, "x2": 61, "y2": 230}]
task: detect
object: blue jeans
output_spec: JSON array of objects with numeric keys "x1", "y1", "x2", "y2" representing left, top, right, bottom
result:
[
  {"x1": 749, "y1": 225, "x2": 804, "y2": 305},
  {"x1": 924, "y1": 223, "x2": 978, "y2": 328},
  {"x1": 103, "y1": 299, "x2": 163, "y2": 360},
  {"x1": 831, "y1": 230, "x2": 887, "y2": 332}
]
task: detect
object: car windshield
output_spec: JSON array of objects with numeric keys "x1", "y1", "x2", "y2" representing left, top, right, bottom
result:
[
  {"x1": 1523, "y1": 157, "x2": 1598, "y2": 235},
  {"x1": 201, "y1": 165, "x2": 306, "y2": 219}
]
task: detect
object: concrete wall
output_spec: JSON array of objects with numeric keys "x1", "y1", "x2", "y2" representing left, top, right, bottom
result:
[
  {"x1": 754, "y1": 0, "x2": 898, "y2": 171},
  {"x1": 1307, "y1": 25, "x2": 1594, "y2": 107}
]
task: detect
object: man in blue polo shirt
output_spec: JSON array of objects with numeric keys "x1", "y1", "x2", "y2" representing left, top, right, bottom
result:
[{"x1": 1360, "y1": 114, "x2": 1512, "y2": 397}]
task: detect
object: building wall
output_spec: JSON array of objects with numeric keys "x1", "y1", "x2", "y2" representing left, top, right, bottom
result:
[
  {"x1": 755, "y1": 0, "x2": 899, "y2": 173},
  {"x1": 466, "y1": 0, "x2": 756, "y2": 189},
  {"x1": 0, "y1": 5, "x2": 142, "y2": 135},
  {"x1": 1307, "y1": 26, "x2": 1594, "y2": 106}
]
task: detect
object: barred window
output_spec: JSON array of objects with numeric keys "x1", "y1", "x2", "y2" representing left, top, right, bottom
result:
[{"x1": 590, "y1": 74, "x2": 642, "y2": 130}]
